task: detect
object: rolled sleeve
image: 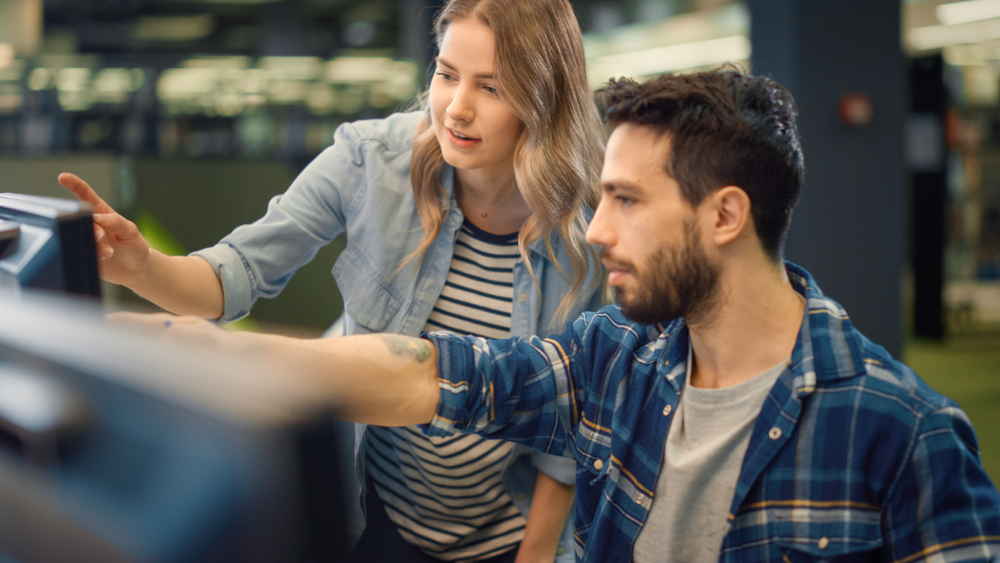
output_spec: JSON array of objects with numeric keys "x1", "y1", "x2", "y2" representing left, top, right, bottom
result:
[
  {"x1": 424, "y1": 331, "x2": 489, "y2": 437},
  {"x1": 423, "y1": 317, "x2": 594, "y2": 456},
  {"x1": 531, "y1": 450, "x2": 576, "y2": 485},
  {"x1": 190, "y1": 243, "x2": 256, "y2": 323}
]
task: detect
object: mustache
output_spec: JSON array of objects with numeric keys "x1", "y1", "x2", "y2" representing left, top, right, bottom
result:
[{"x1": 599, "y1": 248, "x2": 635, "y2": 271}]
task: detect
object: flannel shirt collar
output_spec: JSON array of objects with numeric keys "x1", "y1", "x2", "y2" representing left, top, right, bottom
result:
[{"x1": 647, "y1": 261, "x2": 867, "y2": 397}]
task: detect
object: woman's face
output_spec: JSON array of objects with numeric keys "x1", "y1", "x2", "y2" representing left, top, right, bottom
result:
[{"x1": 429, "y1": 18, "x2": 525, "y2": 177}]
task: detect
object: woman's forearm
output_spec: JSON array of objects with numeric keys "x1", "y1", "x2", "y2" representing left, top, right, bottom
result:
[{"x1": 516, "y1": 471, "x2": 575, "y2": 562}]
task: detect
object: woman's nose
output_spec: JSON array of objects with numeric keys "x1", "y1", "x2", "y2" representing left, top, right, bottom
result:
[{"x1": 446, "y1": 86, "x2": 474, "y2": 122}]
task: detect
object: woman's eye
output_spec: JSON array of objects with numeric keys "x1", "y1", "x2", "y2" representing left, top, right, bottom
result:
[
  {"x1": 483, "y1": 85, "x2": 497, "y2": 95},
  {"x1": 436, "y1": 71, "x2": 455, "y2": 81},
  {"x1": 617, "y1": 196, "x2": 634, "y2": 207}
]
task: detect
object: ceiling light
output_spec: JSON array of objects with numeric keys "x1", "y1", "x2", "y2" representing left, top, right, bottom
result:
[
  {"x1": 133, "y1": 15, "x2": 214, "y2": 42},
  {"x1": 909, "y1": 18, "x2": 1000, "y2": 50},
  {"x1": 259, "y1": 56, "x2": 322, "y2": 80},
  {"x1": 0, "y1": 44, "x2": 14, "y2": 69},
  {"x1": 589, "y1": 35, "x2": 750, "y2": 84},
  {"x1": 937, "y1": 0, "x2": 1000, "y2": 25}
]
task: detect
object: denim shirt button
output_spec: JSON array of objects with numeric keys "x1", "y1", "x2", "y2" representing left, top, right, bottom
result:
[
  {"x1": 594, "y1": 459, "x2": 604, "y2": 471},
  {"x1": 818, "y1": 537, "x2": 829, "y2": 550},
  {"x1": 768, "y1": 427, "x2": 782, "y2": 440},
  {"x1": 518, "y1": 293, "x2": 528, "y2": 303},
  {"x1": 662, "y1": 404, "x2": 672, "y2": 416},
  {"x1": 636, "y1": 493, "x2": 645, "y2": 504}
]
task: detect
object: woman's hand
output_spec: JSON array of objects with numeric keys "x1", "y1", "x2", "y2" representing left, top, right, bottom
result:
[{"x1": 58, "y1": 172, "x2": 151, "y2": 287}]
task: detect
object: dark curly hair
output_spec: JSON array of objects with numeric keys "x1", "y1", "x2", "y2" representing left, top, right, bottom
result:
[{"x1": 599, "y1": 68, "x2": 805, "y2": 261}]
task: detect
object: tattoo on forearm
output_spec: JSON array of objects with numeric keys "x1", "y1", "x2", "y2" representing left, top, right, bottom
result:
[{"x1": 380, "y1": 334, "x2": 432, "y2": 363}]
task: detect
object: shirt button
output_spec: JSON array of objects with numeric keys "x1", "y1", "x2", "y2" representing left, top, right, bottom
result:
[
  {"x1": 662, "y1": 404, "x2": 672, "y2": 416},
  {"x1": 818, "y1": 537, "x2": 829, "y2": 550},
  {"x1": 518, "y1": 293, "x2": 528, "y2": 302},
  {"x1": 768, "y1": 427, "x2": 782, "y2": 440},
  {"x1": 594, "y1": 459, "x2": 604, "y2": 471},
  {"x1": 516, "y1": 493, "x2": 526, "y2": 501},
  {"x1": 636, "y1": 493, "x2": 645, "y2": 504}
]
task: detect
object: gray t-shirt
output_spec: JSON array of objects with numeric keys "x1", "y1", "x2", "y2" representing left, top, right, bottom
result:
[{"x1": 633, "y1": 347, "x2": 788, "y2": 563}]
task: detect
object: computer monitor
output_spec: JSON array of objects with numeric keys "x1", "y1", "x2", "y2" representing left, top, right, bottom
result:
[
  {"x1": 0, "y1": 292, "x2": 350, "y2": 562},
  {"x1": 0, "y1": 193, "x2": 101, "y2": 300}
]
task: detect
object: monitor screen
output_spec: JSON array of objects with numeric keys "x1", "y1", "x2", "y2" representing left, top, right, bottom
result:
[
  {"x1": 0, "y1": 193, "x2": 101, "y2": 300},
  {"x1": 0, "y1": 292, "x2": 350, "y2": 562}
]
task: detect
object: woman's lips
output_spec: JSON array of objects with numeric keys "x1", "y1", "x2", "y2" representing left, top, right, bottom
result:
[{"x1": 448, "y1": 128, "x2": 481, "y2": 148}]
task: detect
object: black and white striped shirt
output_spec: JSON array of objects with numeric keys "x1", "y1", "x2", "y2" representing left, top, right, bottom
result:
[{"x1": 366, "y1": 219, "x2": 526, "y2": 561}]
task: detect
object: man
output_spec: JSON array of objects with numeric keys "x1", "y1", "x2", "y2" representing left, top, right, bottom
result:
[{"x1": 149, "y1": 69, "x2": 1000, "y2": 562}]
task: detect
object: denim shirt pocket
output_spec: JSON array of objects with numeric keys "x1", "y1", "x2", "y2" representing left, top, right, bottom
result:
[{"x1": 332, "y1": 243, "x2": 403, "y2": 332}]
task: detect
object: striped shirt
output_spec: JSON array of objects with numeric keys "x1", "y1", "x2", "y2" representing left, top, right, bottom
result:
[
  {"x1": 427, "y1": 262, "x2": 1000, "y2": 563},
  {"x1": 366, "y1": 219, "x2": 526, "y2": 561}
]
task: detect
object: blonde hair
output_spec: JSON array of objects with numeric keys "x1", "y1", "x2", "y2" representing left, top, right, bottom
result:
[{"x1": 407, "y1": 0, "x2": 605, "y2": 325}]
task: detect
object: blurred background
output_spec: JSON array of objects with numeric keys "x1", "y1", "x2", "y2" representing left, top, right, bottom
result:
[{"x1": 0, "y1": 0, "x2": 996, "y2": 484}]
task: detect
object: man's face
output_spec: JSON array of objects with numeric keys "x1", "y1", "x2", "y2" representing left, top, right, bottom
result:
[{"x1": 585, "y1": 124, "x2": 721, "y2": 326}]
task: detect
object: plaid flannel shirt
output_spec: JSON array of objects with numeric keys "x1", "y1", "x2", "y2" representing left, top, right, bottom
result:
[{"x1": 425, "y1": 263, "x2": 1000, "y2": 563}]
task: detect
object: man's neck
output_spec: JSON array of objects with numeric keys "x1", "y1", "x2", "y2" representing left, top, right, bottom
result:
[{"x1": 687, "y1": 259, "x2": 804, "y2": 389}]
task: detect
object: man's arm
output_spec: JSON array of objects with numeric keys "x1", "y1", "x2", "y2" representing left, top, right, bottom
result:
[
  {"x1": 883, "y1": 405, "x2": 1000, "y2": 562},
  {"x1": 142, "y1": 314, "x2": 442, "y2": 426}
]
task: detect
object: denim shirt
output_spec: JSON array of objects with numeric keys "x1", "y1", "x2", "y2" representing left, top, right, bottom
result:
[
  {"x1": 193, "y1": 111, "x2": 602, "y2": 561},
  {"x1": 427, "y1": 263, "x2": 1000, "y2": 563}
]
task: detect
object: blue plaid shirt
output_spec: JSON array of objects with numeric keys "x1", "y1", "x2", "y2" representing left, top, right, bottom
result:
[{"x1": 425, "y1": 263, "x2": 1000, "y2": 562}]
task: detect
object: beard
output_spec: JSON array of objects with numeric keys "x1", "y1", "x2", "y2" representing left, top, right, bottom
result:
[{"x1": 611, "y1": 219, "x2": 722, "y2": 326}]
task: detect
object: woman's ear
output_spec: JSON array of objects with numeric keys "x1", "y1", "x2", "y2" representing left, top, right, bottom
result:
[{"x1": 709, "y1": 186, "x2": 751, "y2": 246}]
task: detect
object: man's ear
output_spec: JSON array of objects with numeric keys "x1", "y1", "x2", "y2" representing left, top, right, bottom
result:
[{"x1": 708, "y1": 186, "x2": 751, "y2": 246}]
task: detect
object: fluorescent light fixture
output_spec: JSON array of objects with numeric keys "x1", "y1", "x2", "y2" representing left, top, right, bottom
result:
[
  {"x1": 937, "y1": 0, "x2": 1000, "y2": 25},
  {"x1": 182, "y1": 56, "x2": 250, "y2": 70},
  {"x1": 590, "y1": 35, "x2": 750, "y2": 81},
  {"x1": 26, "y1": 67, "x2": 51, "y2": 90},
  {"x1": 942, "y1": 42, "x2": 1000, "y2": 64},
  {"x1": 259, "y1": 56, "x2": 322, "y2": 80},
  {"x1": 324, "y1": 56, "x2": 396, "y2": 83},
  {"x1": 133, "y1": 15, "x2": 214, "y2": 42},
  {"x1": 909, "y1": 18, "x2": 1000, "y2": 49},
  {"x1": 0, "y1": 59, "x2": 24, "y2": 82},
  {"x1": 157, "y1": 67, "x2": 219, "y2": 100},
  {"x1": 56, "y1": 67, "x2": 91, "y2": 92},
  {"x1": 92, "y1": 68, "x2": 134, "y2": 103},
  {"x1": 0, "y1": 44, "x2": 14, "y2": 69}
]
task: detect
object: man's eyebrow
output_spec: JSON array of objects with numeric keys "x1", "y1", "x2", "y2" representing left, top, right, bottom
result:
[
  {"x1": 601, "y1": 180, "x2": 640, "y2": 193},
  {"x1": 436, "y1": 57, "x2": 494, "y2": 79}
]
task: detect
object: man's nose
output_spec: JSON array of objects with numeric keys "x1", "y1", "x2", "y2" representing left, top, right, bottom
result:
[{"x1": 585, "y1": 196, "x2": 615, "y2": 248}]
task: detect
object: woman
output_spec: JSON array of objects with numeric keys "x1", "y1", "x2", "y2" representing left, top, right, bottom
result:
[{"x1": 60, "y1": 0, "x2": 604, "y2": 561}]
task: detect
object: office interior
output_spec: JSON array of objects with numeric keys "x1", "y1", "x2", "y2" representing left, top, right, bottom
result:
[{"x1": 0, "y1": 0, "x2": 997, "y2": 557}]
